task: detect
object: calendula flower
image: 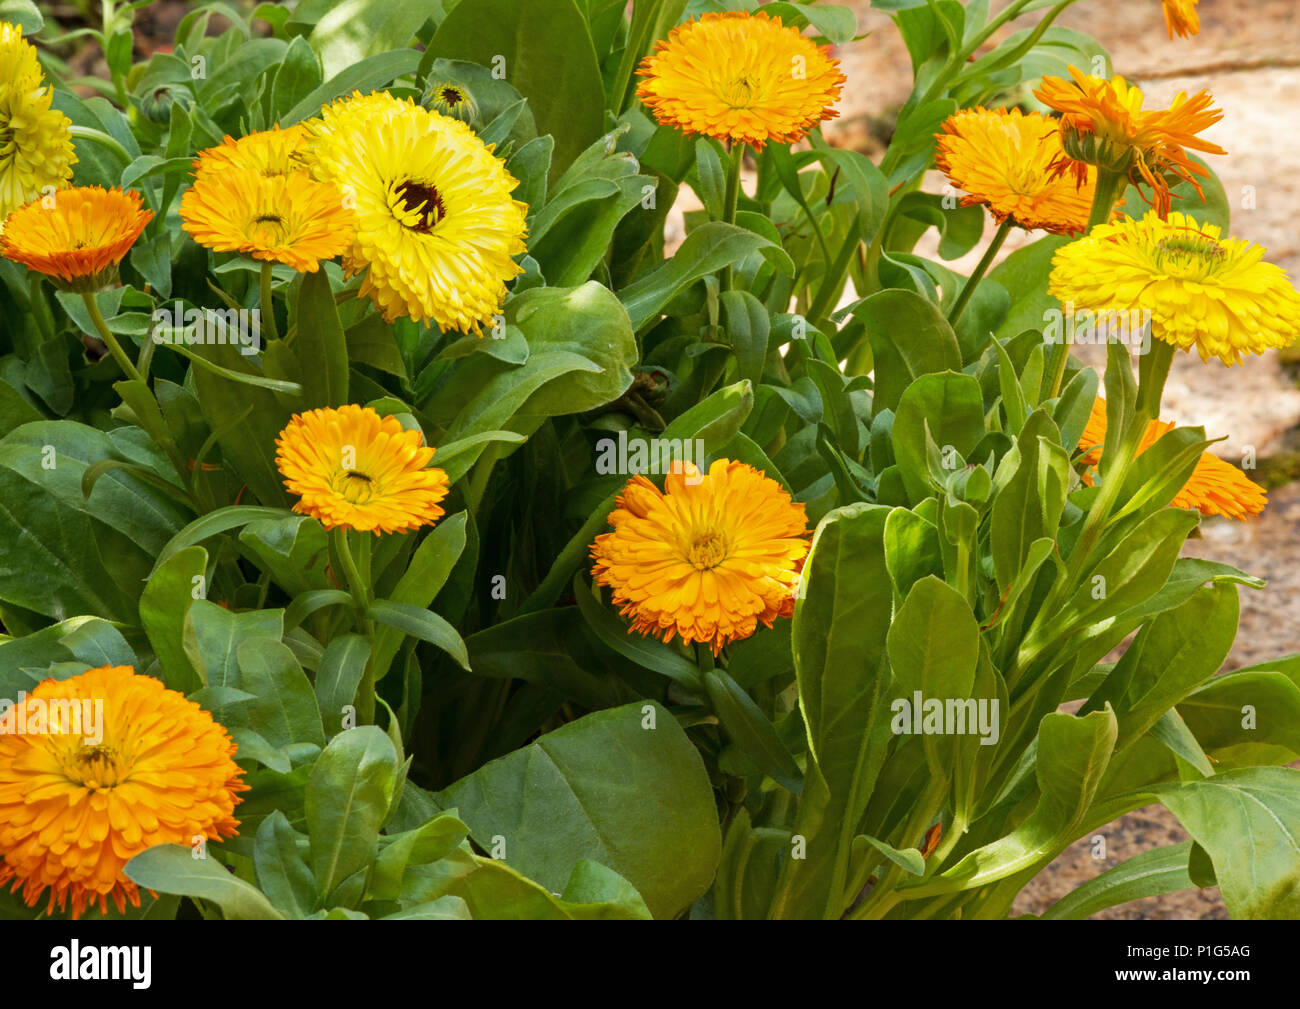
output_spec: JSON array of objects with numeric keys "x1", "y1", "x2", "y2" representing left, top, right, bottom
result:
[
  {"x1": 423, "y1": 81, "x2": 478, "y2": 125},
  {"x1": 275, "y1": 404, "x2": 450, "y2": 534},
  {"x1": 180, "y1": 167, "x2": 353, "y2": 272},
  {"x1": 1079, "y1": 398, "x2": 1266, "y2": 519},
  {"x1": 591, "y1": 459, "x2": 810, "y2": 654},
  {"x1": 0, "y1": 186, "x2": 151, "y2": 291},
  {"x1": 0, "y1": 21, "x2": 76, "y2": 226},
  {"x1": 303, "y1": 90, "x2": 528, "y2": 333},
  {"x1": 0, "y1": 665, "x2": 246, "y2": 919},
  {"x1": 1049, "y1": 210, "x2": 1300, "y2": 365},
  {"x1": 1034, "y1": 67, "x2": 1225, "y2": 216},
  {"x1": 191, "y1": 124, "x2": 309, "y2": 181},
  {"x1": 636, "y1": 11, "x2": 846, "y2": 149},
  {"x1": 1162, "y1": 0, "x2": 1200, "y2": 39},
  {"x1": 934, "y1": 107, "x2": 1097, "y2": 235}
]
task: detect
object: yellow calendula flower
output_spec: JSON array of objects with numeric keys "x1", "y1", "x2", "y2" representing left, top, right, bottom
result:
[
  {"x1": 591, "y1": 459, "x2": 811, "y2": 654},
  {"x1": 1034, "y1": 67, "x2": 1225, "y2": 216},
  {"x1": 636, "y1": 11, "x2": 846, "y2": 149},
  {"x1": 0, "y1": 665, "x2": 246, "y2": 920},
  {"x1": 1049, "y1": 210, "x2": 1300, "y2": 365},
  {"x1": 934, "y1": 107, "x2": 1097, "y2": 236},
  {"x1": 0, "y1": 21, "x2": 76, "y2": 226},
  {"x1": 1162, "y1": 0, "x2": 1200, "y2": 39},
  {"x1": 180, "y1": 167, "x2": 354, "y2": 272},
  {"x1": 1079, "y1": 398, "x2": 1265, "y2": 519},
  {"x1": 303, "y1": 90, "x2": 528, "y2": 333},
  {"x1": 0, "y1": 186, "x2": 151, "y2": 291},
  {"x1": 275, "y1": 404, "x2": 451, "y2": 535},
  {"x1": 191, "y1": 124, "x2": 309, "y2": 181}
]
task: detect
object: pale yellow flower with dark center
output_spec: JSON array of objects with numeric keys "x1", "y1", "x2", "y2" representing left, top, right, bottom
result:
[
  {"x1": 591, "y1": 459, "x2": 810, "y2": 654},
  {"x1": 0, "y1": 21, "x2": 76, "y2": 225}
]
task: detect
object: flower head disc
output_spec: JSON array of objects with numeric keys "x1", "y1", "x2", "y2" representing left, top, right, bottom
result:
[
  {"x1": 1079, "y1": 398, "x2": 1265, "y2": 519},
  {"x1": 1162, "y1": 0, "x2": 1200, "y2": 39},
  {"x1": 191, "y1": 124, "x2": 310, "y2": 181},
  {"x1": 635, "y1": 11, "x2": 846, "y2": 148},
  {"x1": 935, "y1": 107, "x2": 1097, "y2": 235},
  {"x1": 0, "y1": 186, "x2": 151, "y2": 291},
  {"x1": 0, "y1": 21, "x2": 76, "y2": 225},
  {"x1": 180, "y1": 167, "x2": 354, "y2": 272},
  {"x1": 0, "y1": 665, "x2": 246, "y2": 919},
  {"x1": 591, "y1": 459, "x2": 811, "y2": 654},
  {"x1": 276, "y1": 404, "x2": 451, "y2": 534},
  {"x1": 1034, "y1": 67, "x2": 1225, "y2": 215},
  {"x1": 1049, "y1": 210, "x2": 1300, "y2": 365},
  {"x1": 303, "y1": 91, "x2": 528, "y2": 333}
]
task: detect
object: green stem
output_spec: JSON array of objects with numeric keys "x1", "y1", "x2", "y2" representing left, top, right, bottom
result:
[
  {"x1": 82, "y1": 291, "x2": 144, "y2": 383},
  {"x1": 334, "y1": 527, "x2": 375, "y2": 636},
  {"x1": 68, "y1": 126, "x2": 133, "y2": 167},
  {"x1": 259, "y1": 262, "x2": 280, "y2": 343},
  {"x1": 1044, "y1": 168, "x2": 1125, "y2": 400},
  {"x1": 947, "y1": 218, "x2": 1012, "y2": 326},
  {"x1": 721, "y1": 141, "x2": 745, "y2": 292}
]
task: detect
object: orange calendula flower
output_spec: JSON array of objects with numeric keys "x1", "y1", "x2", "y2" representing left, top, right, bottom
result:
[
  {"x1": 935, "y1": 107, "x2": 1097, "y2": 235},
  {"x1": 275, "y1": 404, "x2": 450, "y2": 534},
  {"x1": 591, "y1": 458, "x2": 811, "y2": 654},
  {"x1": 636, "y1": 11, "x2": 846, "y2": 149},
  {"x1": 1079, "y1": 398, "x2": 1266, "y2": 520},
  {"x1": 191, "y1": 124, "x2": 310, "y2": 181},
  {"x1": 0, "y1": 665, "x2": 246, "y2": 919},
  {"x1": 1034, "y1": 67, "x2": 1225, "y2": 216},
  {"x1": 1162, "y1": 0, "x2": 1200, "y2": 39},
  {"x1": 0, "y1": 186, "x2": 151, "y2": 291},
  {"x1": 180, "y1": 167, "x2": 353, "y2": 272}
]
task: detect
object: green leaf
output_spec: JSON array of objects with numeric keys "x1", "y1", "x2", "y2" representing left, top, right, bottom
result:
[
  {"x1": 236, "y1": 637, "x2": 326, "y2": 747},
  {"x1": 254, "y1": 811, "x2": 317, "y2": 918},
  {"x1": 370, "y1": 599, "x2": 470, "y2": 671},
  {"x1": 436, "y1": 701, "x2": 720, "y2": 919},
  {"x1": 308, "y1": 0, "x2": 443, "y2": 77},
  {"x1": 124, "y1": 845, "x2": 284, "y2": 920},
  {"x1": 306, "y1": 726, "x2": 400, "y2": 902},
  {"x1": 427, "y1": 0, "x2": 603, "y2": 181},
  {"x1": 369, "y1": 811, "x2": 469, "y2": 902},
  {"x1": 857, "y1": 834, "x2": 926, "y2": 876},
  {"x1": 573, "y1": 576, "x2": 701, "y2": 690},
  {"x1": 292, "y1": 268, "x2": 349, "y2": 408},
  {"x1": 704, "y1": 668, "x2": 802, "y2": 794},
  {"x1": 1039, "y1": 842, "x2": 1196, "y2": 920},
  {"x1": 138, "y1": 546, "x2": 208, "y2": 694},
  {"x1": 281, "y1": 50, "x2": 422, "y2": 125},
  {"x1": 851, "y1": 290, "x2": 961, "y2": 415},
  {"x1": 315, "y1": 634, "x2": 372, "y2": 736},
  {"x1": 152, "y1": 506, "x2": 291, "y2": 574}
]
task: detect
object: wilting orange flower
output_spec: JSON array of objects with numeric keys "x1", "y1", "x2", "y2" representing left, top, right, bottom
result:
[
  {"x1": 1079, "y1": 398, "x2": 1266, "y2": 520},
  {"x1": 1162, "y1": 0, "x2": 1200, "y2": 39},
  {"x1": 1034, "y1": 67, "x2": 1225, "y2": 216},
  {"x1": 0, "y1": 186, "x2": 151, "y2": 291},
  {"x1": 191, "y1": 124, "x2": 309, "y2": 181},
  {"x1": 935, "y1": 107, "x2": 1097, "y2": 235},
  {"x1": 275, "y1": 404, "x2": 450, "y2": 534},
  {"x1": 180, "y1": 167, "x2": 353, "y2": 272},
  {"x1": 636, "y1": 11, "x2": 846, "y2": 148},
  {"x1": 0, "y1": 665, "x2": 245, "y2": 919},
  {"x1": 591, "y1": 459, "x2": 811, "y2": 654}
]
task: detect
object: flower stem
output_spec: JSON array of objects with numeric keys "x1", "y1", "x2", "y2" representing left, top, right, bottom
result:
[
  {"x1": 82, "y1": 291, "x2": 144, "y2": 383},
  {"x1": 721, "y1": 141, "x2": 745, "y2": 292},
  {"x1": 259, "y1": 262, "x2": 280, "y2": 343},
  {"x1": 334, "y1": 527, "x2": 375, "y2": 635},
  {"x1": 1044, "y1": 168, "x2": 1125, "y2": 400},
  {"x1": 947, "y1": 218, "x2": 1012, "y2": 326}
]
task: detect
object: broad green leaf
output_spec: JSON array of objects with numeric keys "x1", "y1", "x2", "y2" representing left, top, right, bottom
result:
[
  {"x1": 1039, "y1": 842, "x2": 1196, "y2": 920},
  {"x1": 125, "y1": 844, "x2": 284, "y2": 920}
]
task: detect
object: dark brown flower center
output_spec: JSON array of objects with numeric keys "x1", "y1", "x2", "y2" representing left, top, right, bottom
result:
[{"x1": 394, "y1": 180, "x2": 445, "y2": 233}]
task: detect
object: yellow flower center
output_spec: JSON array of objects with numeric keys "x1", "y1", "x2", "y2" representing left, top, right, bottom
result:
[
  {"x1": 334, "y1": 469, "x2": 377, "y2": 504},
  {"x1": 688, "y1": 531, "x2": 729, "y2": 570},
  {"x1": 1153, "y1": 232, "x2": 1226, "y2": 278},
  {"x1": 251, "y1": 212, "x2": 286, "y2": 244},
  {"x1": 65, "y1": 742, "x2": 125, "y2": 790},
  {"x1": 719, "y1": 72, "x2": 761, "y2": 109}
]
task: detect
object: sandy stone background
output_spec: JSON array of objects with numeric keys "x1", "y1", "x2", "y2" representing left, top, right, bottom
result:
[{"x1": 824, "y1": 0, "x2": 1300, "y2": 920}]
